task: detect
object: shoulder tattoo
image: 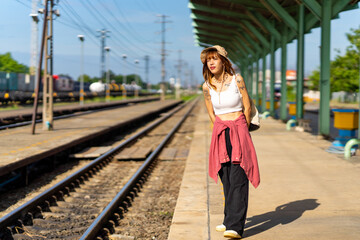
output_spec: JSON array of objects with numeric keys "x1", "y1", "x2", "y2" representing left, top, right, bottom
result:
[
  {"x1": 203, "y1": 89, "x2": 211, "y2": 100},
  {"x1": 237, "y1": 80, "x2": 245, "y2": 90}
]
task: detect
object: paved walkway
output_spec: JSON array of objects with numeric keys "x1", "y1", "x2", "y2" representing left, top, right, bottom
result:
[{"x1": 168, "y1": 100, "x2": 360, "y2": 239}]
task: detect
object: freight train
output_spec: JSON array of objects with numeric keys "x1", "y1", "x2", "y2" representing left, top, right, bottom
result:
[{"x1": 0, "y1": 72, "x2": 143, "y2": 104}]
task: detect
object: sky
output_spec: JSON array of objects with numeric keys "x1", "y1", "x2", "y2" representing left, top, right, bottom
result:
[{"x1": 0, "y1": 0, "x2": 360, "y2": 87}]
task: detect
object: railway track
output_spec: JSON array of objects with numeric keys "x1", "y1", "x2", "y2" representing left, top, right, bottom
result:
[
  {"x1": 0, "y1": 97, "x2": 159, "y2": 130},
  {"x1": 0, "y1": 97, "x2": 198, "y2": 240}
]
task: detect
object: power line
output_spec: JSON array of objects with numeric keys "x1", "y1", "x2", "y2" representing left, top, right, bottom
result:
[
  {"x1": 14, "y1": 0, "x2": 31, "y2": 9},
  {"x1": 94, "y1": 0, "x2": 157, "y2": 55},
  {"x1": 82, "y1": 0, "x2": 143, "y2": 58},
  {"x1": 111, "y1": 0, "x2": 157, "y2": 44}
]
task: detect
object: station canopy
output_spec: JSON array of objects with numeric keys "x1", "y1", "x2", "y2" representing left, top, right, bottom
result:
[{"x1": 189, "y1": 0, "x2": 359, "y2": 66}]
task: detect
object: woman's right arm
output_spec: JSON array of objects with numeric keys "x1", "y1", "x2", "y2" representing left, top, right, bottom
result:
[{"x1": 202, "y1": 83, "x2": 216, "y2": 124}]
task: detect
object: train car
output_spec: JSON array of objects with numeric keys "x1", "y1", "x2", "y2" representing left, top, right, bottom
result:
[
  {"x1": 0, "y1": 72, "x2": 150, "y2": 104},
  {"x1": 0, "y1": 72, "x2": 36, "y2": 103},
  {"x1": 73, "y1": 81, "x2": 91, "y2": 92},
  {"x1": 54, "y1": 75, "x2": 74, "y2": 92}
]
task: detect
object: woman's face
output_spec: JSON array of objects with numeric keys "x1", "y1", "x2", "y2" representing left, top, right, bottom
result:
[{"x1": 206, "y1": 52, "x2": 223, "y2": 75}]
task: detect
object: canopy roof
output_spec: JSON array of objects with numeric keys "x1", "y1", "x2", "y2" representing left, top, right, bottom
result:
[{"x1": 189, "y1": 0, "x2": 359, "y2": 65}]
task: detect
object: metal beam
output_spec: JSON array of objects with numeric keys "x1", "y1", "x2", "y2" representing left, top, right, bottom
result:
[
  {"x1": 196, "y1": 35, "x2": 247, "y2": 60},
  {"x1": 302, "y1": 0, "x2": 321, "y2": 20},
  {"x1": 235, "y1": 35, "x2": 256, "y2": 56},
  {"x1": 188, "y1": 2, "x2": 250, "y2": 20},
  {"x1": 194, "y1": 29, "x2": 250, "y2": 58},
  {"x1": 244, "y1": 9, "x2": 269, "y2": 34},
  {"x1": 242, "y1": 21, "x2": 270, "y2": 49},
  {"x1": 190, "y1": 13, "x2": 239, "y2": 28},
  {"x1": 260, "y1": 0, "x2": 298, "y2": 33},
  {"x1": 250, "y1": 10, "x2": 282, "y2": 40},
  {"x1": 193, "y1": 14, "x2": 267, "y2": 52},
  {"x1": 192, "y1": 22, "x2": 235, "y2": 34},
  {"x1": 224, "y1": 0, "x2": 266, "y2": 9},
  {"x1": 196, "y1": 33, "x2": 229, "y2": 42},
  {"x1": 332, "y1": 0, "x2": 354, "y2": 18},
  {"x1": 193, "y1": 22, "x2": 261, "y2": 56},
  {"x1": 239, "y1": 31, "x2": 263, "y2": 53}
]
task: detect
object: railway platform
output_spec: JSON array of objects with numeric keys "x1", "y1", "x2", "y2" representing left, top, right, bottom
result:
[
  {"x1": 168, "y1": 100, "x2": 360, "y2": 240},
  {"x1": 0, "y1": 99, "x2": 180, "y2": 178},
  {"x1": 0, "y1": 96, "x2": 159, "y2": 123}
]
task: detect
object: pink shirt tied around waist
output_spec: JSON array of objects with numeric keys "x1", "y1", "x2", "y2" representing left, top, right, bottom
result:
[{"x1": 209, "y1": 114, "x2": 260, "y2": 188}]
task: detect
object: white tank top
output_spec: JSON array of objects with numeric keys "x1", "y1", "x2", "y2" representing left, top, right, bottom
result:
[{"x1": 207, "y1": 75, "x2": 243, "y2": 115}]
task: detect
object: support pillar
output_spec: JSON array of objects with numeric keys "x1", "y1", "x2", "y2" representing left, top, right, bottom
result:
[
  {"x1": 270, "y1": 35, "x2": 276, "y2": 116},
  {"x1": 280, "y1": 27, "x2": 288, "y2": 121},
  {"x1": 319, "y1": 0, "x2": 332, "y2": 136},
  {"x1": 249, "y1": 61, "x2": 253, "y2": 98},
  {"x1": 296, "y1": 4, "x2": 305, "y2": 119},
  {"x1": 255, "y1": 57, "x2": 260, "y2": 108},
  {"x1": 262, "y1": 52, "x2": 267, "y2": 112}
]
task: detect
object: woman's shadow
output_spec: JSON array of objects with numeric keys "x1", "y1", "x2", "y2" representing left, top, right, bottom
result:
[{"x1": 244, "y1": 199, "x2": 320, "y2": 237}]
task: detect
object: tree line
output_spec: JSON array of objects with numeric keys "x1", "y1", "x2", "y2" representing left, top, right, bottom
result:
[{"x1": 308, "y1": 26, "x2": 360, "y2": 93}]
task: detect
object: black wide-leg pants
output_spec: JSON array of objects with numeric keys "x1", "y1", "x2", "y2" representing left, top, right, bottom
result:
[{"x1": 218, "y1": 128, "x2": 249, "y2": 235}]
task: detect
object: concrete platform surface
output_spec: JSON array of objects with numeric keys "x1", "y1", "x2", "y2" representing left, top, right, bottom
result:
[
  {"x1": 168, "y1": 100, "x2": 360, "y2": 240},
  {"x1": 0, "y1": 100, "x2": 179, "y2": 176}
]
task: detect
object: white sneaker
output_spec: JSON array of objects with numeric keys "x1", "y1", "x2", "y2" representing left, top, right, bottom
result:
[
  {"x1": 215, "y1": 224, "x2": 226, "y2": 232},
  {"x1": 224, "y1": 230, "x2": 242, "y2": 239}
]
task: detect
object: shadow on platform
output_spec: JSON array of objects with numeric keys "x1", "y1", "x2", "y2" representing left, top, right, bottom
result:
[{"x1": 244, "y1": 199, "x2": 320, "y2": 237}]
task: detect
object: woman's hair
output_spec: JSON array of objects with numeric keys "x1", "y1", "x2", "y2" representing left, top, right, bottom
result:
[{"x1": 202, "y1": 50, "x2": 235, "y2": 91}]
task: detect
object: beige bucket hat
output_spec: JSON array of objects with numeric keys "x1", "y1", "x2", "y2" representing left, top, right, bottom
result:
[{"x1": 200, "y1": 45, "x2": 228, "y2": 64}]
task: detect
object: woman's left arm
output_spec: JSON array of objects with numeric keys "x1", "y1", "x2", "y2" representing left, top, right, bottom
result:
[{"x1": 235, "y1": 74, "x2": 251, "y2": 128}]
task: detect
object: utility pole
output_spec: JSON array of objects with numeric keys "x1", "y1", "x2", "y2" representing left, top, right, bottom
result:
[
  {"x1": 184, "y1": 62, "x2": 189, "y2": 92},
  {"x1": 190, "y1": 66, "x2": 194, "y2": 92},
  {"x1": 31, "y1": 0, "x2": 59, "y2": 133},
  {"x1": 144, "y1": 55, "x2": 150, "y2": 91},
  {"x1": 176, "y1": 50, "x2": 182, "y2": 99},
  {"x1": 42, "y1": 0, "x2": 57, "y2": 131},
  {"x1": 97, "y1": 29, "x2": 110, "y2": 82},
  {"x1": 31, "y1": 0, "x2": 48, "y2": 134},
  {"x1": 42, "y1": 0, "x2": 53, "y2": 130},
  {"x1": 157, "y1": 15, "x2": 171, "y2": 100},
  {"x1": 30, "y1": 0, "x2": 39, "y2": 77}
]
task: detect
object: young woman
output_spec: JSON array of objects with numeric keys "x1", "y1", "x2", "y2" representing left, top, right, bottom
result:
[{"x1": 201, "y1": 45, "x2": 260, "y2": 239}]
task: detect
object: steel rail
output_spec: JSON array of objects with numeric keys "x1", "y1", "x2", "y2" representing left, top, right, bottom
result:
[
  {"x1": 80, "y1": 98, "x2": 199, "y2": 240},
  {"x1": 0, "y1": 97, "x2": 160, "y2": 131},
  {"x1": 0, "y1": 99, "x2": 188, "y2": 237}
]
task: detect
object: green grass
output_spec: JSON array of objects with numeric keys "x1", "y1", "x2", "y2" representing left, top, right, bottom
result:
[
  {"x1": 181, "y1": 94, "x2": 199, "y2": 102},
  {"x1": 0, "y1": 103, "x2": 22, "y2": 111}
]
